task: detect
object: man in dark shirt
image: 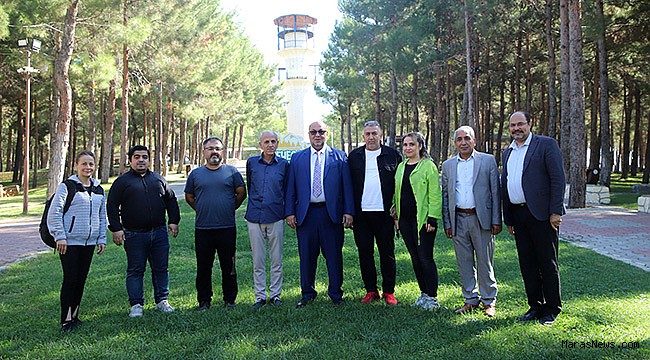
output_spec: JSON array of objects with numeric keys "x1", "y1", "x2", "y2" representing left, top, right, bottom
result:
[
  {"x1": 185, "y1": 137, "x2": 246, "y2": 311},
  {"x1": 348, "y1": 121, "x2": 402, "y2": 305},
  {"x1": 245, "y1": 130, "x2": 289, "y2": 309},
  {"x1": 107, "y1": 145, "x2": 180, "y2": 318}
]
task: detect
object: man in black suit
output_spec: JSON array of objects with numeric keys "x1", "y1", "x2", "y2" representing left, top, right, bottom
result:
[
  {"x1": 501, "y1": 111, "x2": 566, "y2": 326},
  {"x1": 348, "y1": 121, "x2": 402, "y2": 305}
]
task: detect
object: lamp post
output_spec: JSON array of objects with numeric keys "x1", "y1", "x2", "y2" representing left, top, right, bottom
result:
[{"x1": 17, "y1": 38, "x2": 41, "y2": 214}]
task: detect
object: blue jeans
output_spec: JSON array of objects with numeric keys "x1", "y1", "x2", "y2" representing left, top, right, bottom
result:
[{"x1": 124, "y1": 226, "x2": 170, "y2": 306}]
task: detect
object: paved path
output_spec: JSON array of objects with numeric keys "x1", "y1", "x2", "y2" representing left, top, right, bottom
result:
[
  {"x1": 559, "y1": 206, "x2": 650, "y2": 272},
  {"x1": 1, "y1": 189, "x2": 648, "y2": 272}
]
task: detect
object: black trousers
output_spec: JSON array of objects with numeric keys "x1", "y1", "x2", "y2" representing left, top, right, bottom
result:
[
  {"x1": 511, "y1": 204, "x2": 562, "y2": 316},
  {"x1": 399, "y1": 217, "x2": 438, "y2": 297},
  {"x1": 59, "y1": 245, "x2": 95, "y2": 324},
  {"x1": 352, "y1": 211, "x2": 396, "y2": 294},
  {"x1": 195, "y1": 228, "x2": 238, "y2": 304}
]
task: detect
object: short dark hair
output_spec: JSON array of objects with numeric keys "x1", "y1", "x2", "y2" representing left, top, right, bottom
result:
[
  {"x1": 202, "y1": 137, "x2": 223, "y2": 148},
  {"x1": 75, "y1": 150, "x2": 95, "y2": 163},
  {"x1": 128, "y1": 145, "x2": 150, "y2": 160}
]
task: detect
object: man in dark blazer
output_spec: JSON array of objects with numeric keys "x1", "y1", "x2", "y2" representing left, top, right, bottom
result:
[
  {"x1": 285, "y1": 120, "x2": 354, "y2": 307},
  {"x1": 442, "y1": 126, "x2": 501, "y2": 317},
  {"x1": 348, "y1": 121, "x2": 402, "y2": 305},
  {"x1": 501, "y1": 111, "x2": 566, "y2": 326}
]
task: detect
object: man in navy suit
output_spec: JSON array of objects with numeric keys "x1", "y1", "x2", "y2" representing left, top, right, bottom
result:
[
  {"x1": 285, "y1": 121, "x2": 354, "y2": 307},
  {"x1": 501, "y1": 111, "x2": 566, "y2": 326}
]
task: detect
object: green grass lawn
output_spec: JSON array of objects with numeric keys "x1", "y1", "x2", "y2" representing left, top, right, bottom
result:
[
  {"x1": 609, "y1": 174, "x2": 645, "y2": 209},
  {"x1": 0, "y1": 201, "x2": 648, "y2": 359}
]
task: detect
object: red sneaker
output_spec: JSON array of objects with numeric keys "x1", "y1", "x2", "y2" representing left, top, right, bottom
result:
[
  {"x1": 383, "y1": 293, "x2": 398, "y2": 305},
  {"x1": 360, "y1": 291, "x2": 380, "y2": 303}
]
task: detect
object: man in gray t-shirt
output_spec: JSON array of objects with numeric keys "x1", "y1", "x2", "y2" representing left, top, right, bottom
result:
[{"x1": 185, "y1": 137, "x2": 246, "y2": 310}]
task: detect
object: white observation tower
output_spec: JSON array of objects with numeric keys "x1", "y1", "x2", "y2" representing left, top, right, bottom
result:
[{"x1": 274, "y1": 14, "x2": 317, "y2": 139}]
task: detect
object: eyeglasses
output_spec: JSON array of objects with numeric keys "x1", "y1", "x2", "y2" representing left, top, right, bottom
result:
[
  {"x1": 204, "y1": 146, "x2": 223, "y2": 151},
  {"x1": 309, "y1": 129, "x2": 327, "y2": 135},
  {"x1": 509, "y1": 122, "x2": 528, "y2": 128}
]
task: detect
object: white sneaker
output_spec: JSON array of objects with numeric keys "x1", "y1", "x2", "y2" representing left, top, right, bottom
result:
[
  {"x1": 129, "y1": 304, "x2": 144, "y2": 318},
  {"x1": 421, "y1": 296, "x2": 441, "y2": 311},
  {"x1": 412, "y1": 292, "x2": 428, "y2": 307},
  {"x1": 155, "y1": 300, "x2": 174, "y2": 313}
]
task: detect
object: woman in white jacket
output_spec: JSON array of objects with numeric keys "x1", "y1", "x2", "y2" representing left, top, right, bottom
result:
[{"x1": 47, "y1": 150, "x2": 106, "y2": 332}]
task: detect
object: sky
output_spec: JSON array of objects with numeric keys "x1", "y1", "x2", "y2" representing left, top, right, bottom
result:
[
  {"x1": 219, "y1": 0, "x2": 342, "y2": 67},
  {"x1": 218, "y1": 0, "x2": 343, "y2": 132}
]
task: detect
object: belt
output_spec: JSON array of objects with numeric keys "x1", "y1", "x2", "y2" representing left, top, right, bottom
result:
[
  {"x1": 512, "y1": 203, "x2": 527, "y2": 207},
  {"x1": 124, "y1": 226, "x2": 161, "y2": 233},
  {"x1": 310, "y1": 202, "x2": 326, "y2": 208},
  {"x1": 455, "y1": 207, "x2": 476, "y2": 214}
]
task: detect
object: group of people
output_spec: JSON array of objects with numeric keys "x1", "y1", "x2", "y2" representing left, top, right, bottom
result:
[{"x1": 46, "y1": 110, "x2": 566, "y2": 333}]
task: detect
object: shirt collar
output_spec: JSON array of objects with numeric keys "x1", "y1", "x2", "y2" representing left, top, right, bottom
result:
[
  {"x1": 456, "y1": 150, "x2": 477, "y2": 162},
  {"x1": 258, "y1": 154, "x2": 278, "y2": 164},
  {"x1": 311, "y1": 145, "x2": 329, "y2": 155},
  {"x1": 509, "y1": 132, "x2": 533, "y2": 150}
]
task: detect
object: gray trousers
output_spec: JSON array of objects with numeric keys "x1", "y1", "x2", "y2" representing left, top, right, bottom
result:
[
  {"x1": 247, "y1": 220, "x2": 284, "y2": 301},
  {"x1": 453, "y1": 212, "x2": 497, "y2": 306}
]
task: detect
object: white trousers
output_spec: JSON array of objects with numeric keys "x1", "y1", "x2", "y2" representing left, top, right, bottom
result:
[{"x1": 247, "y1": 220, "x2": 284, "y2": 301}]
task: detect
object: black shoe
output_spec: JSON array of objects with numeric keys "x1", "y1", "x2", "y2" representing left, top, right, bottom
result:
[
  {"x1": 71, "y1": 318, "x2": 83, "y2": 329},
  {"x1": 60, "y1": 321, "x2": 75, "y2": 333},
  {"x1": 225, "y1": 302, "x2": 237, "y2": 309},
  {"x1": 332, "y1": 298, "x2": 344, "y2": 306},
  {"x1": 196, "y1": 301, "x2": 211, "y2": 311},
  {"x1": 518, "y1": 308, "x2": 541, "y2": 322},
  {"x1": 538, "y1": 314, "x2": 558, "y2": 326},
  {"x1": 252, "y1": 299, "x2": 266, "y2": 310},
  {"x1": 296, "y1": 298, "x2": 313, "y2": 308},
  {"x1": 268, "y1": 296, "x2": 283, "y2": 306}
]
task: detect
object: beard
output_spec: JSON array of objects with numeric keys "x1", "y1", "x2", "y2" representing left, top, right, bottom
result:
[{"x1": 208, "y1": 153, "x2": 222, "y2": 165}]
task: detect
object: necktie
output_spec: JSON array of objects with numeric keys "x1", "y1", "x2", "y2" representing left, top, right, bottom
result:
[{"x1": 313, "y1": 152, "x2": 322, "y2": 197}]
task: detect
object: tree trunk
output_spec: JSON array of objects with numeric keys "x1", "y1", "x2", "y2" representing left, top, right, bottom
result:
[
  {"x1": 32, "y1": 98, "x2": 39, "y2": 188},
  {"x1": 631, "y1": 84, "x2": 641, "y2": 176},
  {"x1": 621, "y1": 77, "x2": 631, "y2": 179},
  {"x1": 340, "y1": 107, "x2": 345, "y2": 150},
  {"x1": 346, "y1": 102, "x2": 352, "y2": 153},
  {"x1": 374, "y1": 71, "x2": 381, "y2": 126},
  {"x1": 119, "y1": 0, "x2": 130, "y2": 175},
  {"x1": 66, "y1": 91, "x2": 77, "y2": 177},
  {"x1": 48, "y1": 0, "x2": 79, "y2": 196},
  {"x1": 515, "y1": 19, "x2": 522, "y2": 111},
  {"x1": 559, "y1": 0, "x2": 571, "y2": 179},
  {"x1": 546, "y1": 0, "x2": 558, "y2": 138},
  {"x1": 412, "y1": 72, "x2": 419, "y2": 132},
  {"x1": 389, "y1": 67, "x2": 398, "y2": 147},
  {"x1": 495, "y1": 66, "x2": 506, "y2": 165},
  {"x1": 88, "y1": 79, "x2": 97, "y2": 155},
  {"x1": 433, "y1": 65, "x2": 444, "y2": 164},
  {"x1": 177, "y1": 118, "x2": 186, "y2": 173},
  {"x1": 484, "y1": 44, "x2": 492, "y2": 153},
  {"x1": 238, "y1": 123, "x2": 245, "y2": 159},
  {"x1": 101, "y1": 80, "x2": 116, "y2": 183},
  {"x1": 589, "y1": 53, "x2": 601, "y2": 170},
  {"x1": 568, "y1": 0, "x2": 586, "y2": 208},
  {"x1": 161, "y1": 97, "x2": 172, "y2": 176},
  {"x1": 641, "y1": 111, "x2": 650, "y2": 184},
  {"x1": 155, "y1": 81, "x2": 163, "y2": 173},
  {"x1": 444, "y1": 65, "x2": 451, "y2": 160},
  {"x1": 13, "y1": 98, "x2": 23, "y2": 184},
  {"x1": 525, "y1": 34, "x2": 532, "y2": 113},
  {"x1": 463, "y1": 2, "x2": 475, "y2": 128},
  {"x1": 596, "y1": 0, "x2": 612, "y2": 187}
]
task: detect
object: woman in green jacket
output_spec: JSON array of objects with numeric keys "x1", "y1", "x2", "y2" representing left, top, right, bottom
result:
[{"x1": 393, "y1": 132, "x2": 443, "y2": 310}]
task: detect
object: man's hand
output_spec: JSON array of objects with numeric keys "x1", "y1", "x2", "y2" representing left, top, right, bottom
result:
[
  {"x1": 286, "y1": 215, "x2": 297, "y2": 229},
  {"x1": 549, "y1": 214, "x2": 562, "y2": 231},
  {"x1": 445, "y1": 228, "x2": 453, "y2": 239},
  {"x1": 343, "y1": 214, "x2": 353, "y2": 228},
  {"x1": 56, "y1": 239, "x2": 67, "y2": 255},
  {"x1": 168, "y1": 224, "x2": 179, "y2": 238},
  {"x1": 491, "y1": 224, "x2": 502, "y2": 235},
  {"x1": 425, "y1": 223, "x2": 436, "y2": 233},
  {"x1": 112, "y1": 230, "x2": 125, "y2": 246},
  {"x1": 507, "y1": 226, "x2": 515, "y2": 236},
  {"x1": 97, "y1": 244, "x2": 106, "y2": 255}
]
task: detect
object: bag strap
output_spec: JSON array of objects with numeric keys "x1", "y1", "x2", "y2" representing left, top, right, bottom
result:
[{"x1": 62, "y1": 179, "x2": 78, "y2": 214}]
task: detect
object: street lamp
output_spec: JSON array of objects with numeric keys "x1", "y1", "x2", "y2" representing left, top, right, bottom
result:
[{"x1": 17, "y1": 38, "x2": 41, "y2": 214}]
